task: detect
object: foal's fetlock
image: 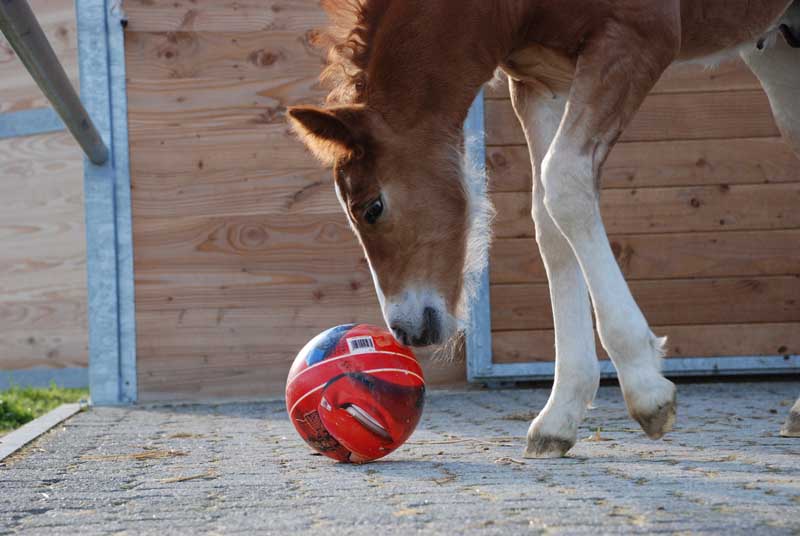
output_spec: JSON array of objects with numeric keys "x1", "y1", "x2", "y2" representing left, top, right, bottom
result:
[
  {"x1": 780, "y1": 401, "x2": 800, "y2": 438},
  {"x1": 523, "y1": 417, "x2": 577, "y2": 458},
  {"x1": 627, "y1": 377, "x2": 677, "y2": 440}
]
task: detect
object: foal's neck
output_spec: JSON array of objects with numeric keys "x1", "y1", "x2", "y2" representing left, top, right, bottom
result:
[{"x1": 366, "y1": 0, "x2": 517, "y2": 133}]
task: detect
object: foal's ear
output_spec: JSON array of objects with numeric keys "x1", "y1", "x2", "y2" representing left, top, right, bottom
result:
[{"x1": 287, "y1": 105, "x2": 367, "y2": 166}]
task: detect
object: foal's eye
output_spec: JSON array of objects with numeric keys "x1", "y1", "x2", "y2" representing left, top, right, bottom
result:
[{"x1": 363, "y1": 196, "x2": 384, "y2": 225}]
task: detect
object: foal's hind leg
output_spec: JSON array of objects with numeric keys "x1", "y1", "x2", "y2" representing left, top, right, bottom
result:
[
  {"x1": 539, "y1": 15, "x2": 680, "y2": 439},
  {"x1": 741, "y1": 28, "x2": 800, "y2": 156},
  {"x1": 509, "y1": 78, "x2": 600, "y2": 458},
  {"x1": 741, "y1": 30, "x2": 800, "y2": 438},
  {"x1": 781, "y1": 399, "x2": 800, "y2": 437}
]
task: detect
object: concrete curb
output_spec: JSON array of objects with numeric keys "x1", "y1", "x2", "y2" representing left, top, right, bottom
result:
[{"x1": 0, "y1": 403, "x2": 85, "y2": 461}]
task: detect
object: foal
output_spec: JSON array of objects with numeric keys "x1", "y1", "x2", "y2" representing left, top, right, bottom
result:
[{"x1": 289, "y1": 0, "x2": 800, "y2": 457}]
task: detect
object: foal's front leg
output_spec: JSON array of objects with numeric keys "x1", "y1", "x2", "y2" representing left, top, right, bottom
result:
[
  {"x1": 509, "y1": 79, "x2": 600, "y2": 457},
  {"x1": 540, "y1": 19, "x2": 679, "y2": 439}
]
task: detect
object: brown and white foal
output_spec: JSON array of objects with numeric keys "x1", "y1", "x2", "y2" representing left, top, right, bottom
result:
[{"x1": 289, "y1": 0, "x2": 800, "y2": 457}]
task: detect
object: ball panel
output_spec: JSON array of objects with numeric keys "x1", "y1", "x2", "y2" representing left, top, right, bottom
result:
[{"x1": 286, "y1": 352, "x2": 424, "y2": 411}]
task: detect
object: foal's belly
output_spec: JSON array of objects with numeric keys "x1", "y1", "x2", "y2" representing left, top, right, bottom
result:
[
  {"x1": 677, "y1": 0, "x2": 792, "y2": 60},
  {"x1": 503, "y1": 0, "x2": 792, "y2": 81}
]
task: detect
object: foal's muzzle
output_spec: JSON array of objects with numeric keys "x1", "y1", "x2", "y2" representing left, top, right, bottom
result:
[{"x1": 390, "y1": 307, "x2": 442, "y2": 347}]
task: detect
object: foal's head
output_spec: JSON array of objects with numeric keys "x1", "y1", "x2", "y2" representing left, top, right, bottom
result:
[
  {"x1": 288, "y1": 105, "x2": 491, "y2": 347},
  {"x1": 287, "y1": 0, "x2": 492, "y2": 348}
]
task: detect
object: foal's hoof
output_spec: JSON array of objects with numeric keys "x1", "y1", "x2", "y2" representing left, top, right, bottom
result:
[
  {"x1": 630, "y1": 382, "x2": 677, "y2": 440},
  {"x1": 523, "y1": 434, "x2": 575, "y2": 458},
  {"x1": 780, "y1": 410, "x2": 800, "y2": 438}
]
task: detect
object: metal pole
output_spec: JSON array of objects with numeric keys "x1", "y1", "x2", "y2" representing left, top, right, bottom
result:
[{"x1": 0, "y1": 0, "x2": 108, "y2": 164}]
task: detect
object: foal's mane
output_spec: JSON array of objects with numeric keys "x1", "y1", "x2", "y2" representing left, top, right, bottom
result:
[{"x1": 318, "y1": 0, "x2": 391, "y2": 104}]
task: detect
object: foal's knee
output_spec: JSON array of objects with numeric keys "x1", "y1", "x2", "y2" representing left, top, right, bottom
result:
[{"x1": 540, "y1": 149, "x2": 599, "y2": 238}]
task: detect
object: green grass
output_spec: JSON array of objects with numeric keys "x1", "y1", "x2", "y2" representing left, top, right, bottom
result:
[{"x1": 0, "y1": 384, "x2": 88, "y2": 435}]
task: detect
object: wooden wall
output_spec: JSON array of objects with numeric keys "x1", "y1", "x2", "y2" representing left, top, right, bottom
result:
[
  {"x1": 0, "y1": 0, "x2": 88, "y2": 371},
  {"x1": 486, "y1": 61, "x2": 800, "y2": 364},
  {"x1": 124, "y1": 1, "x2": 799, "y2": 400},
  {"x1": 123, "y1": 0, "x2": 465, "y2": 401}
]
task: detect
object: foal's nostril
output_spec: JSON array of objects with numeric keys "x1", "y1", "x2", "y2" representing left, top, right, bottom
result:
[
  {"x1": 420, "y1": 307, "x2": 441, "y2": 346},
  {"x1": 390, "y1": 325, "x2": 410, "y2": 346}
]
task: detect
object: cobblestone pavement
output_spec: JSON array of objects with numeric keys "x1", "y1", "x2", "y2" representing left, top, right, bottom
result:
[{"x1": 1, "y1": 381, "x2": 799, "y2": 535}]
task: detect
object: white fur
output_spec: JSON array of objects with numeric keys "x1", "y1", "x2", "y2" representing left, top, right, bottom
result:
[
  {"x1": 541, "y1": 135, "x2": 675, "y2": 429},
  {"x1": 509, "y1": 80, "x2": 600, "y2": 457},
  {"x1": 455, "y1": 137, "x2": 495, "y2": 325}
]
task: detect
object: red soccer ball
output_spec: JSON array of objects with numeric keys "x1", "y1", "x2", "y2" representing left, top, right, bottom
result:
[{"x1": 286, "y1": 324, "x2": 425, "y2": 463}]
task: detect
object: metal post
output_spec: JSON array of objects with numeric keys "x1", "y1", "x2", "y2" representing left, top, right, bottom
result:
[{"x1": 0, "y1": 0, "x2": 108, "y2": 164}]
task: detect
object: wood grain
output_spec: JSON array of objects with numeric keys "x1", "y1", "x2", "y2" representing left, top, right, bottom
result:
[
  {"x1": 137, "y1": 348, "x2": 466, "y2": 402},
  {"x1": 491, "y1": 276, "x2": 800, "y2": 331},
  {"x1": 0, "y1": 131, "x2": 87, "y2": 370},
  {"x1": 134, "y1": 214, "x2": 361, "y2": 272},
  {"x1": 0, "y1": 329, "x2": 88, "y2": 370},
  {"x1": 123, "y1": 0, "x2": 327, "y2": 34},
  {"x1": 136, "y1": 305, "x2": 465, "y2": 401},
  {"x1": 0, "y1": 0, "x2": 79, "y2": 113},
  {"x1": 486, "y1": 90, "x2": 778, "y2": 145},
  {"x1": 492, "y1": 323, "x2": 800, "y2": 363},
  {"x1": 132, "y1": 163, "x2": 334, "y2": 220},
  {"x1": 492, "y1": 183, "x2": 800, "y2": 239},
  {"x1": 491, "y1": 229, "x2": 800, "y2": 284},
  {"x1": 488, "y1": 137, "x2": 800, "y2": 193},
  {"x1": 124, "y1": 29, "x2": 327, "y2": 83}
]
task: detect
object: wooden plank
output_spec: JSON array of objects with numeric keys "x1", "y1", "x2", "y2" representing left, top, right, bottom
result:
[
  {"x1": 485, "y1": 90, "x2": 778, "y2": 145},
  {"x1": 133, "y1": 214, "x2": 361, "y2": 272},
  {"x1": 126, "y1": 76, "x2": 323, "y2": 140},
  {"x1": 488, "y1": 137, "x2": 800, "y2": 193},
  {"x1": 0, "y1": 330, "x2": 88, "y2": 370},
  {"x1": 492, "y1": 183, "x2": 800, "y2": 239},
  {"x1": 485, "y1": 58, "x2": 760, "y2": 99},
  {"x1": 0, "y1": 0, "x2": 79, "y2": 113},
  {"x1": 134, "y1": 273, "x2": 378, "y2": 312},
  {"x1": 132, "y1": 214, "x2": 377, "y2": 312},
  {"x1": 136, "y1": 309, "x2": 464, "y2": 401},
  {"x1": 0, "y1": 298, "x2": 86, "y2": 332},
  {"x1": 490, "y1": 229, "x2": 800, "y2": 284},
  {"x1": 129, "y1": 126, "x2": 316, "y2": 176},
  {"x1": 492, "y1": 323, "x2": 800, "y2": 363},
  {"x1": 132, "y1": 165, "x2": 335, "y2": 220},
  {"x1": 123, "y1": 0, "x2": 326, "y2": 33},
  {"x1": 124, "y1": 29, "x2": 327, "y2": 83},
  {"x1": 137, "y1": 349, "x2": 466, "y2": 402},
  {"x1": 491, "y1": 276, "x2": 800, "y2": 331},
  {"x1": 0, "y1": 130, "x2": 87, "y2": 372}
]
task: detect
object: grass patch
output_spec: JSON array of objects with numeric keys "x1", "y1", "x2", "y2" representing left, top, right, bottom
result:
[{"x1": 0, "y1": 384, "x2": 88, "y2": 435}]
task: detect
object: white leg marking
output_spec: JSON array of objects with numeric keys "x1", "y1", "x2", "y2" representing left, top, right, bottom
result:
[
  {"x1": 781, "y1": 397, "x2": 800, "y2": 438},
  {"x1": 510, "y1": 80, "x2": 600, "y2": 458},
  {"x1": 540, "y1": 142, "x2": 676, "y2": 439}
]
